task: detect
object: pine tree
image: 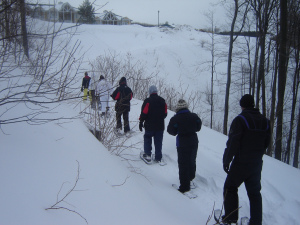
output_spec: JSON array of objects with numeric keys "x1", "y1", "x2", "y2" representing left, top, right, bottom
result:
[{"x1": 78, "y1": 0, "x2": 95, "y2": 24}]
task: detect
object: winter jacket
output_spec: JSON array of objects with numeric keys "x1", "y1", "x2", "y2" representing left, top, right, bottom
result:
[
  {"x1": 111, "y1": 83, "x2": 133, "y2": 112},
  {"x1": 167, "y1": 109, "x2": 202, "y2": 147},
  {"x1": 96, "y1": 79, "x2": 112, "y2": 102},
  {"x1": 223, "y1": 108, "x2": 271, "y2": 165},
  {"x1": 140, "y1": 93, "x2": 168, "y2": 131},
  {"x1": 82, "y1": 75, "x2": 91, "y2": 89}
]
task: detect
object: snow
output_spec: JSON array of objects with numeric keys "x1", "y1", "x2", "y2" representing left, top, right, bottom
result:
[{"x1": 1, "y1": 14, "x2": 300, "y2": 225}]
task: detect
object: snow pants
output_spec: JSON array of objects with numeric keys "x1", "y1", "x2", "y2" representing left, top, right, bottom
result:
[
  {"x1": 99, "y1": 95, "x2": 110, "y2": 113},
  {"x1": 83, "y1": 88, "x2": 88, "y2": 100},
  {"x1": 90, "y1": 90, "x2": 96, "y2": 108},
  {"x1": 116, "y1": 110, "x2": 130, "y2": 132},
  {"x1": 177, "y1": 145, "x2": 198, "y2": 192},
  {"x1": 83, "y1": 88, "x2": 92, "y2": 101},
  {"x1": 223, "y1": 160, "x2": 263, "y2": 225},
  {"x1": 143, "y1": 130, "x2": 164, "y2": 161}
]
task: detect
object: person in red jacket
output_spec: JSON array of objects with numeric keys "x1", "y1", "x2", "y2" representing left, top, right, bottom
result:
[
  {"x1": 111, "y1": 77, "x2": 133, "y2": 134},
  {"x1": 139, "y1": 85, "x2": 168, "y2": 163}
]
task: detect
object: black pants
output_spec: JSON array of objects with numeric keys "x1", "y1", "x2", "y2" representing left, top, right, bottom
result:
[
  {"x1": 177, "y1": 145, "x2": 198, "y2": 192},
  {"x1": 223, "y1": 160, "x2": 263, "y2": 225},
  {"x1": 116, "y1": 110, "x2": 130, "y2": 132}
]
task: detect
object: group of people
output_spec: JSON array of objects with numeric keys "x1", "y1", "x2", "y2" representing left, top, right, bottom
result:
[
  {"x1": 82, "y1": 73, "x2": 271, "y2": 225},
  {"x1": 81, "y1": 73, "x2": 133, "y2": 134},
  {"x1": 81, "y1": 72, "x2": 112, "y2": 117}
]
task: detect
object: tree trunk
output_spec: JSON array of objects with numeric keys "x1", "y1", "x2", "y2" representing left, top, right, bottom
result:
[
  {"x1": 275, "y1": 0, "x2": 288, "y2": 161},
  {"x1": 267, "y1": 45, "x2": 279, "y2": 156},
  {"x1": 293, "y1": 103, "x2": 300, "y2": 168},
  {"x1": 4, "y1": 0, "x2": 11, "y2": 40},
  {"x1": 255, "y1": 33, "x2": 266, "y2": 112},
  {"x1": 19, "y1": 0, "x2": 29, "y2": 58},
  {"x1": 223, "y1": 0, "x2": 239, "y2": 135},
  {"x1": 285, "y1": 70, "x2": 298, "y2": 164},
  {"x1": 252, "y1": 36, "x2": 259, "y2": 97}
]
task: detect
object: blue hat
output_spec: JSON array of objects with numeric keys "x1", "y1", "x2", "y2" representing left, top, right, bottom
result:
[{"x1": 149, "y1": 85, "x2": 158, "y2": 95}]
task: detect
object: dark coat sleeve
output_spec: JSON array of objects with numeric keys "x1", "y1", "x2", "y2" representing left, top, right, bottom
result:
[
  {"x1": 196, "y1": 116, "x2": 202, "y2": 132},
  {"x1": 223, "y1": 117, "x2": 243, "y2": 165},
  {"x1": 167, "y1": 116, "x2": 178, "y2": 136},
  {"x1": 264, "y1": 120, "x2": 271, "y2": 149}
]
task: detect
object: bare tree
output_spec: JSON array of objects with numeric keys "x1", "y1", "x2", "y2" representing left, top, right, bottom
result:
[
  {"x1": 0, "y1": 5, "x2": 84, "y2": 129},
  {"x1": 294, "y1": 102, "x2": 300, "y2": 168},
  {"x1": 204, "y1": 9, "x2": 217, "y2": 129},
  {"x1": 223, "y1": 0, "x2": 249, "y2": 135},
  {"x1": 274, "y1": 0, "x2": 288, "y2": 161},
  {"x1": 19, "y1": 0, "x2": 28, "y2": 58},
  {"x1": 248, "y1": 0, "x2": 277, "y2": 115}
]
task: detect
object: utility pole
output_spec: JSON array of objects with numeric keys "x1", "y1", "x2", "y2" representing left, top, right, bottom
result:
[{"x1": 158, "y1": 10, "x2": 160, "y2": 27}]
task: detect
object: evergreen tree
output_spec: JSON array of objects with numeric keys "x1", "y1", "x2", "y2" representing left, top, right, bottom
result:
[{"x1": 78, "y1": 0, "x2": 95, "y2": 24}]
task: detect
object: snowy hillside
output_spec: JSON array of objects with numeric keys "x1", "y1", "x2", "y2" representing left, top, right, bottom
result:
[
  {"x1": 1, "y1": 97, "x2": 300, "y2": 225},
  {"x1": 1, "y1": 23, "x2": 300, "y2": 225}
]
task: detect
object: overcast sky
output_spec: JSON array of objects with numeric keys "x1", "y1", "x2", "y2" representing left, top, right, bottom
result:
[{"x1": 33, "y1": 0, "x2": 227, "y2": 29}]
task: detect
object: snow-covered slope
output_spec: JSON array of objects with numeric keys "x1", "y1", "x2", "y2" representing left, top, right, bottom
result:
[{"x1": 1, "y1": 96, "x2": 300, "y2": 225}]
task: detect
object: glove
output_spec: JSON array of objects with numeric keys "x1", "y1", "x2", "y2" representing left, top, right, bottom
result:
[
  {"x1": 223, "y1": 164, "x2": 230, "y2": 174},
  {"x1": 139, "y1": 122, "x2": 144, "y2": 132}
]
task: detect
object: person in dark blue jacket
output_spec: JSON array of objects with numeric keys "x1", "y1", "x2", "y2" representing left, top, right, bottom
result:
[
  {"x1": 222, "y1": 94, "x2": 271, "y2": 225},
  {"x1": 167, "y1": 99, "x2": 202, "y2": 193},
  {"x1": 81, "y1": 72, "x2": 91, "y2": 101},
  {"x1": 111, "y1": 77, "x2": 133, "y2": 134},
  {"x1": 139, "y1": 85, "x2": 168, "y2": 163}
]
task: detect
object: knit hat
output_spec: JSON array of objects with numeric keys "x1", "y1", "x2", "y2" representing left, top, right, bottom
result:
[
  {"x1": 100, "y1": 75, "x2": 105, "y2": 80},
  {"x1": 240, "y1": 94, "x2": 255, "y2": 108},
  {"x1": 119, "y1": 77, "x2": 127, "y2": 85},
  {"x1": 176, "y1": 99, "x2": 189, "y2": 112},
  {"x1": 149, "y1": 85, "x2": 158, "y2": 95}
]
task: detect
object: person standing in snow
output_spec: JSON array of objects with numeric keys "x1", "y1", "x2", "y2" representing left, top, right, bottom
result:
[
  {"x1": 167, "y1": 99, "x2": 202, "y2": 193},
  {"x1": 89, "y1": 73, "x2": 98, "y2": 109},
  {"x1": 81, "y1": 72, "x2": 91, "y2": 101},
  {"x1": 221, "y1": 94, "x2": 271, "y2": 225},
  {"x1": 111, "y1": 77, "x2": 133, "y2": 134},
  {"x1": 96, "y1": 75, "x2": 112, "y2": 116},
  {"x1": 139, "y1": 85, "x2": 168, "y2": 163}
]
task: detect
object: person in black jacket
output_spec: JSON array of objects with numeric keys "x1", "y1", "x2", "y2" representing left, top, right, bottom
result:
[
  {"x1": 111, "y1": 77, "x2": 133, "y2": 134},
  {"x1": 139, "y1": 85, "x2": 168, "y2": 163},
  {"x1": 222, "y1": 94, "x2": 271, "y2": 225},
  {"x1": 81, "y1": 72, "x2": 91, "y2": 101},
  {"x1": 167, "y1": 99, "x2": 202, "y2": 193}
]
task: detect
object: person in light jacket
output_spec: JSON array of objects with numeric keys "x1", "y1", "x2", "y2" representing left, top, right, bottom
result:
[{"x1": 96, "y1": 75, "x2": 112, "y2": 116}]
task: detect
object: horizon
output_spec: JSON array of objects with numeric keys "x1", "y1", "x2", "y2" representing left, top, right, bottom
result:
[{"x1": 33, "y1": 0, "x2": 227, "y2": 29}]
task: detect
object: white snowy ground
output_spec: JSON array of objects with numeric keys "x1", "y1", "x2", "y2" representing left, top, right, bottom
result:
[{"x1": 0, "y1": 97, "x2": 300, "y2": 225}]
